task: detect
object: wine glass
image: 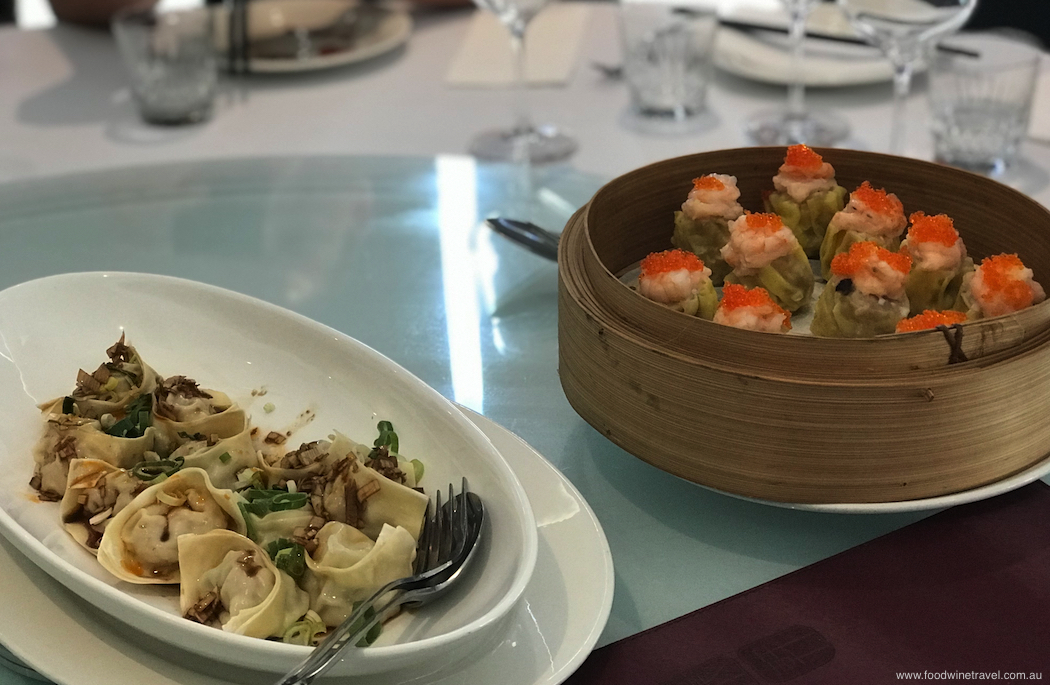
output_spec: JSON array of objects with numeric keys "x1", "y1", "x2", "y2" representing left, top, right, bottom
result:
[
  {"x1": 837, "y1": 0, "x2": 978, "y2": 154},
  {"x1": 746, "y1": 0, "x2": 850, "y2": 146},
  {"x1": 468, "y1": 0, "x2": 577, "y2": 164}
]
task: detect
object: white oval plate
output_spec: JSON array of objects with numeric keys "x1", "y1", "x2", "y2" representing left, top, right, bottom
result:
[
  {"x1": 0, "y1": 409, "x2": 613, "y2": 685},
  {"x1": 0, "y1": 272, "x2": 538, "y2": 677},
  {"x1": 215, "y1": 0, "x2": 412, "y2": 74}
]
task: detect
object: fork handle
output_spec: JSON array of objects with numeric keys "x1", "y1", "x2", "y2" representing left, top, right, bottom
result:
[{"x1": 275, "y1": 580, "x2": 409, "y2": 685}]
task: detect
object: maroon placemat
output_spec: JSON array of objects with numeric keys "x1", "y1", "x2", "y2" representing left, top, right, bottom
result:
[{"x1": 567, "y1": 482, "x2": 1050, "y2": 684}]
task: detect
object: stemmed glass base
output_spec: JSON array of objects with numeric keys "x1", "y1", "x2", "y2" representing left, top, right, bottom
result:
[
  {"x1": 746, "y1": 109, "x2": 850, "y2": 146},
  {"x1": 469, "y1": 124, "x2": 577, "y2": 164}
]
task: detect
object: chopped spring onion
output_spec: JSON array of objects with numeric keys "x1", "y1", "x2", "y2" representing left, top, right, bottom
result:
[
  {"x1": 241, "y1": 489, "x2": 308, "y2": 517},
  {"x1": 106, "y1": 394, "x2": 153, "y2": 439},
  {"x1": 411, "y1": 459, "x2": 424, "y2": 484},
  {"x1": 131, "y1": 456, "x2": 185, "y2": 482},
  {"x1": 218, "y1": 452, "x2": 232, "y2": 464},
  {"x1": 373, "y1": 420, "x2": 398, "y2": 454},
  {"x1": 263, "y1": 402, "x2": 275, "y2": 413},
  {"x1": 282, "y1": 611, "x2": 326, "y2": 646},
  {"x1": 265, "y1": 538, "x2": 306, "y2": 579},
  {"x1": 346, "y1": 601, "x2": 383, "y2": 647}
]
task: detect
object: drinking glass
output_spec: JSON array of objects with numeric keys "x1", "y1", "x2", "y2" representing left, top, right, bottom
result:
[
  {"x1": 837, "y1": 0, "x2": 978, "y2": 154},
  {"x1": 746, "y1": 0, "x2": 850, "y2": 146},
  {"x1": 468, "y1": 0, "x2": 577, "y2": 164}
]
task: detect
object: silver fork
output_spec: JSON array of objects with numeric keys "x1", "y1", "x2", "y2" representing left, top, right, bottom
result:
[{"x1": 276, "y1": 478, "x2": 485, "y2": 685}]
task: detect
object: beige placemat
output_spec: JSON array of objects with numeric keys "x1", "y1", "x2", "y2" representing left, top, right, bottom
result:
[{"x1": 445, "y1": 4, "x2": 590, "y2": 87}]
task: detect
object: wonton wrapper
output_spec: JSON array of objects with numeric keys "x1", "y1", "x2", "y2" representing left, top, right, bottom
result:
[
  {"x1": 60, "y1": 459, "x2": 148, "y2": 553},
  {"x1": 154, "y1": 392, "x2": 248, "y2": 454},
  {"x1": 302, "y1": 522, "x2": 417, "y2": 627},
  {"x1": 38, "y1": 336, "x2": 161, "y2": 421},
  {"x1": 97, "y1": 467, "x2": 246, "y2": 584},
  {"x1": 322, "y1": 432, "x2": 429, "y2": 541},
  {"x1": 169, "y1": 429, "x2": 261, "y2": 491},
  {"x1": 178, "y1": 529, "x2": 309, "y2": 639},
  {"x1": 248, "y1": 506, "x2": 317, "y2": 549},
  {"x1": 31, "y1": 414, "x2": 156, "y2": 499}
]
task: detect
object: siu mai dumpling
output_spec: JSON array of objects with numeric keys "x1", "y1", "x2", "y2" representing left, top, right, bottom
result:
[
  {"x1": 721, "y1": 212, "x2": 814, "y2": 313},
  {"x1": 811, "y1": 241, "x2": 912, "y2": 338},
  {"x1": 763, "y1": 144, "x2": 847, "y2": 258},
  {"x1": 671, "y1": 174, "x2": 744, "y2": 285},
  {"x1": 901, "y1": 212, "x2": 973, "y2": 316},
  {"x1": 819, "y1": 182, "x2": 907, "y2": 281},
  {"x1": 957, "y1": 254, "x2": 1046, "y2": 320}
]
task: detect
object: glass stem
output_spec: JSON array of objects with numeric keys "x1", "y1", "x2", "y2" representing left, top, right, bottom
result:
[
  {"x1": 889, "y1": 60, "x2": 913, "y2": 155},
  {"x1": 508, "y1": 21, "x2": 532, "y2": 137},
  {"x1": 786, "y1": 2, "x2": 812, "y2": 121}
]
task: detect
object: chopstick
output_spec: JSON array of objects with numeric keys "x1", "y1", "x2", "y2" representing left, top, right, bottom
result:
[{"x1": 717, "y1": 18, "x2": 981, "y2": 58}]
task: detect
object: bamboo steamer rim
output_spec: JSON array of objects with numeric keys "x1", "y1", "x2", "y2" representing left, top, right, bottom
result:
[{"x1": 569, "y1": 147, "x2": 1050, "y2": 381}]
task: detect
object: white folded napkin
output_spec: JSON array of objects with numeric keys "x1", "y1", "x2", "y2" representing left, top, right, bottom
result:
[
  {"x1": 445, "y1": 4, "x2": 590, "y2": 87},
  {"x1": 1029, "y1": 63, "x2": 1050, "y2": 143}
]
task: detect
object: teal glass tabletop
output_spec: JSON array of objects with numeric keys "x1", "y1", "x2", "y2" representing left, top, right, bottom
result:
[{"x1": 0, "y1": 156, "x2": 929, "y2": 684}]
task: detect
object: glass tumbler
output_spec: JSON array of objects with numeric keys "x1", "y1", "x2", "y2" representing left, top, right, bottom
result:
[
  {"x1": 928, "y1": 31, "x2": 1041, "y2": 175},
  {"x1": 112, "y1": 5, "x2": 218, "y2": 126}
]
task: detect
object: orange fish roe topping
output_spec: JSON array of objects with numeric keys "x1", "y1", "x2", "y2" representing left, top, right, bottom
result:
[
  {"x1": 692, "y1": 175, "x2": 726, "y2": 192},
  {"x1": 908, "y1": 212, "x2": 959, "y2": 247},
  {"x1": 851, "y1": 181, "x2": 903, "y2": 217},
  {"x1": 783, "y1": 144, "x2": 824, "y2": 170},
  {"x1": 831, "y1": 241, "x2": 912, "y2": 277},
  {"x1": 640, "y1": 249, "x2": 706, "y2": 277},
  {"x1": 742, "y1": 212, "x2": 785, "y2": 234},
  {"x1": 719, "y1": 283, "x2": 790, "y2": 321},
  {"x1": 978, "y1": 254, "x2": 1034, "y2": 310},
  {"x1": 896, "y1": 310, "x2": 967, "y2": 333}
]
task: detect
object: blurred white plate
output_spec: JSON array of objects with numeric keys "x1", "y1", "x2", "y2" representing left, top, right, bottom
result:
[
  {"x1": 714, "y1": 3, "x2": 893, "y2": 86},
  {"x1": 215, "y1": 0, "x2": 412, "y2": 73},
  {"x1": 0, "y1": 272, "x2": 537, "y2": 678},
  {"x1": 0, "y1": 409, "x2": 614, "y2": 685}
]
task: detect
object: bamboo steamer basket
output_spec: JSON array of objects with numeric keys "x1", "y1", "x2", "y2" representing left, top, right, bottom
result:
[{"x1": 558, "y1": 147, "x2": 1050, "y2": 504}]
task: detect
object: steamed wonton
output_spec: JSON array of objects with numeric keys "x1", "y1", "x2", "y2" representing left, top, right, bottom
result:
[
  {"x1": 97, "y1": 467, "x2": 246, "y2": 584},
  {"x1": 179, "y1": 529, "x2": 309, "y2": 638}
]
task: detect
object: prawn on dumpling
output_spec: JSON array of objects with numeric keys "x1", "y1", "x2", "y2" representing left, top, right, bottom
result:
[
  {"x1": 637, "y1": 249, "x2": 718, "y2": 319},
  {"x1": 722, "y1": 212, "x2": 814, "y2": 313},
  {"x1": 764, "y1": 144, "x2": 847, "y2": 258},
  {"x1": 712, "y1": 284, "x2": 792, "y2": 334},
  {"x1": 671, "y1": 174, "x2": 745, "y2": 285},
  {"x1": 812, "y1": 241, "x2": 912, "y2": 338},
  {"x1": 819, "y1": 181, "x2": 907, "y2": 281},
  {"x1": 957, "y1": 253, "x2": 1046, "y2": 319},
  {"x1": 901, "y1": 212, "x2": 973, "y2": 316}
]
